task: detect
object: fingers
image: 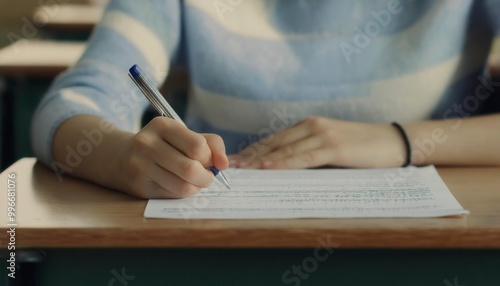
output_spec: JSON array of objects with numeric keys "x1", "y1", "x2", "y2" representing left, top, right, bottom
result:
[
  {"x1": 231, "y1": 119, "x2": 310, "y2": 166},
  {"x1": 144, "y1": 163, "x2": 207, "y2": 199},
  {"x1": 229, "y1": 117, "x2": 342, "y2": 169},
  {"x1": 242, "y1": 136, "x2": 330, "y2": 169},
  {"x1": 128, "y1": 117, "x2": 224, "y2": 198},
  {"x1": 262, "y1": 149, "x2": 335, "y2": 169},
  {"x1": 133, "y1": 126, "x2": 214, "y2": 187},
  {"x1": 257, "y1": 136, "x2": 324, "y2": 166},
  {"x1": 154, "y1": 143, "x2": 214, "y2": 187},
  {"x1": 152, "y1": 119, "x2": 229, "y2": 170},
  {"x1": 203, "y1": 134, "x2": 229, "y2": 170},
  {"x1": 151, "y1": 117, "x2": 213, "y2": 166}
]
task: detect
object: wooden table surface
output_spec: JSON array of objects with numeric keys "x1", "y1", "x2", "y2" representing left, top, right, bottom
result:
[
  {"x1": 34, "y1": 4, "x2": 102, "y2": 32},
  {"x1": 1, "y1": 158, "x2": 499, "y2": 249},
  {"x1": 0, "y1": 40, "x2": 85, "y2": 78}
]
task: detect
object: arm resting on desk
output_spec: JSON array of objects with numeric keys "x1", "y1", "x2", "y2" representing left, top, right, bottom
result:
[
  {"x1": 403, "y1": 114, "x2": 500, "y2": 166},
  {"x1": 229, "y1": 114, "x2": 500, "y2": 169}
]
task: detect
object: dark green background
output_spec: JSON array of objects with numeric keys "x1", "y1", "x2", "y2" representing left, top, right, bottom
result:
[{"x1": 1, "y1": 248, "x2": 500, "y2": 286}]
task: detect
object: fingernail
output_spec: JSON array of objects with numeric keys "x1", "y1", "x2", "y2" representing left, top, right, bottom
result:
[
  {"x1": 229, "y1": 159, "x2": 238, "y2": 167},
  {"x1": 262, "y1": 161, "x2": 273, "y2": 168}
]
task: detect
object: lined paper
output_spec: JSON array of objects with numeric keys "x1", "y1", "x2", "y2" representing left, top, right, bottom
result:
[{"x1": 144, "y1": 166, "x2": 469, "y2": 219}]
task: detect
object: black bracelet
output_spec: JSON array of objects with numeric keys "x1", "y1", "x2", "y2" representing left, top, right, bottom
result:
[{"x1": 391, "y1": 122, "x2": 412, "y2": 167}]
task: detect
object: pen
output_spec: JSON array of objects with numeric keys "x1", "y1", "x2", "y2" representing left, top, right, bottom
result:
[{"x1": 128, "y1": 64, "x2": 231, "y2": 189}]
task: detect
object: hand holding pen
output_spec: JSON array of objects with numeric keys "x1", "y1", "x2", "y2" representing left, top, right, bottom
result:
[{"x1": 120, "y1": 64, "x2": 229, "y2": 199}]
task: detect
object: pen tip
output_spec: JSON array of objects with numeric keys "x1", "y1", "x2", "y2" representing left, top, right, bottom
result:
[{"x1": 217, "y1": 171, "x2": 231, "y2": 190}]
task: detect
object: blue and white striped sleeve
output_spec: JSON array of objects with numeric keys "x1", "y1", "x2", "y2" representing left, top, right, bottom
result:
[{"x1": 31, "y1": 0, "x2": 181, "y2": 166}]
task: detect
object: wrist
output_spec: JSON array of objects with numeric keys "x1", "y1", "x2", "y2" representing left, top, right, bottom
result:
[
  {"x1": 99, "y1": 129, "x2": 135, "y2": 193},
  {"x1": 391, "y1": 122, "x2": 412, "y2": 167}
]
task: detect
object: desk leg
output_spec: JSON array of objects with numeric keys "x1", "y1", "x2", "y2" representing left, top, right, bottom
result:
[
  {"x1": 1, "y1": 248, "x2": 45, "y2": 286},
  {"x1": 17, "y1": 249, "x2": 45, "y2": 286}
]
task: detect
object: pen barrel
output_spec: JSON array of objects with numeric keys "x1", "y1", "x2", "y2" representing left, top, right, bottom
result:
[{"x1": 128, "y1": 65, "x2": 185, "y2": 125}]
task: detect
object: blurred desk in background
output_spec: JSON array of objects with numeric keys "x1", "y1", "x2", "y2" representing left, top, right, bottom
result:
[
  {"x1": 0, "y1": 40, "x2": 85, "y2": 77},
  {"x1": 34, "y1": 4, "x2": 102, "y2": 38},
  {"x1": 0, "y1": 39, "x2": 188, "y2": 171},
  {"x1": 0, "y1": 40, "x2": 85, "y2": 170}
]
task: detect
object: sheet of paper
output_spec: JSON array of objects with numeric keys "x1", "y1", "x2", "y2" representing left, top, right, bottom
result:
[{"x1": 144, "y1": 165, "x2": 469, "y2": 219}]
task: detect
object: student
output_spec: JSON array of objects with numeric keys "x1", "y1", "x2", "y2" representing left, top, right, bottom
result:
[{"x1": 31, "y1": 0, "x2": 500, "y2": 199}]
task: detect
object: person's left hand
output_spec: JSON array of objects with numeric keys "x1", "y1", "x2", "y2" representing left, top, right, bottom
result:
[{"x1": 228, "y1": 117, "x2": 407, "y2": 169}]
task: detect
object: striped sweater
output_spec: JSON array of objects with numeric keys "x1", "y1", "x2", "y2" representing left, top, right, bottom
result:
[{"x1": 32, "y1": 0, "x2": 500, "y2": 166}]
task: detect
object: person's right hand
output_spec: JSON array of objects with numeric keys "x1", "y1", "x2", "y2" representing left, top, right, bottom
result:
[{"x1": 115, "y1": 117, "x2": 228, "y2": 199}]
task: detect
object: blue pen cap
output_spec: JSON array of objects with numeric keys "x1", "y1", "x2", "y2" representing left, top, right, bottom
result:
[
  {"x1": 129, "y1": 64, "x2": 141, "y2": 78},
  {"x1": 129, "y1": 64, "x2": 160, "y2": 86}
]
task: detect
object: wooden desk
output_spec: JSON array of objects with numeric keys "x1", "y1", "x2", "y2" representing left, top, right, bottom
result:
[
  {"x1": 33, "y1": 4, "x2": 102, "y2": 33},
  {"x1": 0, "y1": 40, "x2": 85, "y2": 171},
  {"x1": 0, "y1": 40, "x2": 85, "y2": 78},
  {"x1": 0, "y1": 40, "x2": 187, "y2": 170},
  {"x1": 1, "y1": 158, "x2": 499, "y2": 285},
  {"x1": 1, "y1": 158, "x2": 500, "y2": 249}
]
